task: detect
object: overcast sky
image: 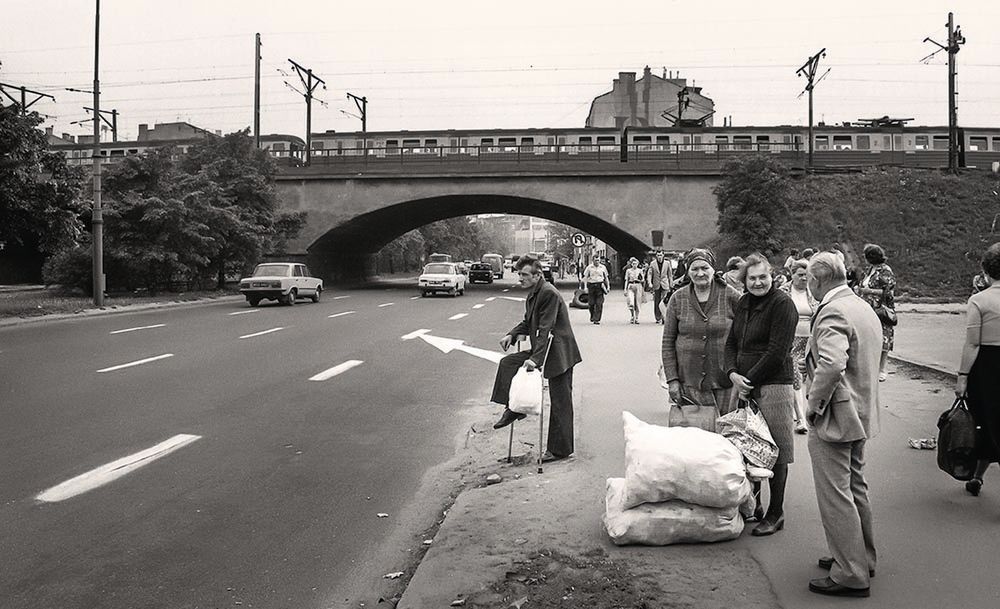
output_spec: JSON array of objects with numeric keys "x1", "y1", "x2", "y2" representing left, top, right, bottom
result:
[{"x1": 2, "y1": 0, "x2": 998, "y2": 141}]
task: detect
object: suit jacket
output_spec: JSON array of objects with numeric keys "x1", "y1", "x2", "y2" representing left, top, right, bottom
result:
[
  {"x1": 509, "y1": 279, "x2": 582, "y2": 378},
  {"x1": 805, "y1": 288, "x2": 883, "y2": 442},
  {"x1": 647, "y1": 259, "x2": 673, "y2": 291}
]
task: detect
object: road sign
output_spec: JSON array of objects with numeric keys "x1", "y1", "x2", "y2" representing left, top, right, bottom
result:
[{"x1": 571, "y1": 233, "x2": 587, "y2": 247}]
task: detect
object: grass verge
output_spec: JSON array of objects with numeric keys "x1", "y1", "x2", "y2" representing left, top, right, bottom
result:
[{"x1": 0, "y1": 288, "x2": 238, "y2": 319}]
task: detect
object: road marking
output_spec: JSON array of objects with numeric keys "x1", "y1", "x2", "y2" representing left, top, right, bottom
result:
[
  {"x1": 109, "y1": 324, "x2": 166, "y2": 335},
  {"x1": 401, "y1": 328, "x2": 431, "y2": 340},
  {"x1": 328, "y1": 311, "x2": 356, "y2": 319},
  {"x1": 36, "y1": 434, "x2": 201, "y2": 503},
  {"x1": 228, "y1": 309, "x2": 260, "y2": 316},
  {"x1": 449, "y1": 313, "x2": 468, "y2": 320},
  {"x1": 502, "y1": 289, "x2": 510, "y2": 292},
  {"x1": 413, "y1": 333, "x2": 504, "y2": 363},
  {"x1": 309, "y1": 360, "x2": 364, "y2": 381},
  {"x1": 333, "y1": 296, "x2": 351, "y2": 300},
  {"x1": 97, "y1": 353, "x2": 174, "y2": 373},
  {"x1": 472, "y1": 304, "x2": 485, "y2": 309},
  {"x1": 410, "y1": 296, "x2": 420, "y2": 300},
  {"x1": 500, "y1": 296, "x2": 526, "y2": 302},
  {"x1": 239, "y1": 327, "x2": 284, "y2": 339},
  {"x1": 485, "y1": 297, "x2": 497, "y2": 302},
  {"x1": 379, "y1": 303, "x2": 395, "y2": 307}
]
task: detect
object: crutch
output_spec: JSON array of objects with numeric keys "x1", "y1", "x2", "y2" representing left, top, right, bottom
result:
[{"x1": 537, "y1": 334, "x2": 555, "y2": 474}]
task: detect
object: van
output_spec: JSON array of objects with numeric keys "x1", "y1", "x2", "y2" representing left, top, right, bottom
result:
[{"x1": 481, "y1": 253, "x2": 504, "y2": 279}]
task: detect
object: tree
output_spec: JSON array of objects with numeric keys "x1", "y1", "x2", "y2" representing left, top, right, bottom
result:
[
  {"x1": 0, "y1": 105, "x2": 86, "y2": 257},
  {"x1": 713, "y1": 154, "x2": 790, "y2": 256}
]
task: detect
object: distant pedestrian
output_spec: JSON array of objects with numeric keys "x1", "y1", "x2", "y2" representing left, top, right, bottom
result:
[
  {"x1": 855, "y1": 244, "x2": 896, "y2": 382},
  {"x1": 724, "y1": 252, "x2": 798, "y2": 536},
  {"x1": 804, "y1": 251, "x2": 881, "y2": 598},
  {"x1": 801, "y1": 247, "x2": 816, "y2": 261},
  {"x1": 784, "y1": 248, "x2": 800, "y2": 270},
  {"x1": 491, "y1": 255, "x2": 582, "y2": 462},
  {"x1": 723, "y1": 256, "x2": 745, "y2": 294},
  {"x1": 780, "y1": 259, "x2": 816, "y2": 434},
  {"x1": 955, "y1": 242, "x2": 1000, "y2": 497},
  {"x1": 647, "y1": 250, "x2": 673, "y2": 324},
  {"x1": 624, "y1": 257, "x2": 645, "y2": 324},
  {"x1": 661, "y1": 248, "x2": 740, "y2": 416},
  {"x1": 582, "y1": 257, "x2": 611, "y2": 324}
]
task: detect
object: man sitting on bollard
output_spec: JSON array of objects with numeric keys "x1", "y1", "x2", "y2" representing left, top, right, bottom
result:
[{"x1": 491, "y1": 254, "x2": 583, "y2": 462}]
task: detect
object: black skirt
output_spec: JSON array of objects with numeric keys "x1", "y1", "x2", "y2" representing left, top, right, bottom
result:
[{"x1": 966, "y1": 345, "x2": 1000, "y2": 462}]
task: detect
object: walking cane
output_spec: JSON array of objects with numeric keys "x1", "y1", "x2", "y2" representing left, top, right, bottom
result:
[{"x1": 537, "y1": 334, "x2": 555, "y2": 474}]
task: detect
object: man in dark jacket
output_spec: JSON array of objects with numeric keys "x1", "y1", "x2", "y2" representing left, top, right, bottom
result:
[{"x1": 491, "y1": 255, "x2": 583, "y2": 461}]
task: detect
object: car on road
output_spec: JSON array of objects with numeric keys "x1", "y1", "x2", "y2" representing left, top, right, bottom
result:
[
  {"x1": 418, "y1": 262, "x2": 467, "y2": 297},
  {"x1": 239, "y1": 262, "x2": 322, "y2": 307},
  {"x1": 468, "y1": 262, "x2": 494, "y2": 284}
]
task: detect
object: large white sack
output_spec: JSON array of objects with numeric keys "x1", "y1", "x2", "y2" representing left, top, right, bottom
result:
[
  {"x1": 604, "y1": 478, "x2": 744, "y2": 546},
  {"x1": 622, "y1": 411, "x2": 751, "y2": 509}
]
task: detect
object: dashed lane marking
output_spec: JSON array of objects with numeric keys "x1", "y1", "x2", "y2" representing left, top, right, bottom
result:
[
  {"x1": 500, "y1": 296, "x2": 526, "y2": 302},
  {"x1": 328, "y1": 311, "x2": 356, "y2": 319},
  {"x1": 410, "y1": 296, "x2": 420, "y2": 300},
  {"x1": 309, "y1": 360, "x2": 364, "y2": 381},
  {"x1": 97, "y1": 354, "x2": 174, "y2": 373},
  {"x1": 109, "y1": 324, "x2": 166, "y2": 335},
  {"x1": 378, "y1": 303, "x2": 395, "y2": 307},
  {"x1": 502, "y1": 289, "x2": 510, "y2": 292},
  {"x1": 472, "y1": 304, "x2": 485, "y2": 309},
  {"x1": 449, "y1": 313, "x2": 468, "y2": 320},
  {"x1": 485, "y1": 297, "x2": 497, "y2": 302},
  {"x1": 239, "y1": 327, "x2": 284, "y2": 339},
  {"x1": 228, "y1": 309, "x2": 260, "y2": 316},
  {"x1": 36, "y1": 434, "x2": 201, "y2": 503},
  {"x1": 333, "y1": 296, "x2": 351, "y2": 300}
]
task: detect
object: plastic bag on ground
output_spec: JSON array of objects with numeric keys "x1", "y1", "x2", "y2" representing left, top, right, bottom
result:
[
  {"x1": 622, "y1": 411, "x2": 751, "y2": 509},
  {"x1": 508, "y1": 367, "x2": 542, "y2": 415},
  {"x1": 604, "y1": 478, "x2": 744, "y2": 546}
]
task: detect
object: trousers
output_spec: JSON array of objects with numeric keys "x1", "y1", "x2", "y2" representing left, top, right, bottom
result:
[
  {"x1": 653, "y1": 287, "x2": 667, "y2": 322},
  {"x1": 587, "y1": 283, "x2": 605, "y2": 322},
  {"x1": 490, "y1": 351, "x2": 575, "y2": 457}
]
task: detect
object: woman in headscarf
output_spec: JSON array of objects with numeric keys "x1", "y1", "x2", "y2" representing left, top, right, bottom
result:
[
  {"x1": 623, "y1": 257, "x2": 645, "y2": 324},
  {"x1": 661, "y1": 248, "x2": 742, "y2": 415}
]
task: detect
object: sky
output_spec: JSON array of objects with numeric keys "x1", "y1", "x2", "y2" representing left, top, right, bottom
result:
[{"x1": 2, "y1": 0, "x2": 998, "y2": 142}]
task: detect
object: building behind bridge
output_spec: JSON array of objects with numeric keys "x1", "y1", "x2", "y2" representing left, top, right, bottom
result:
[{"x1": 586, "y1": 66, "x2": 714, "y2": 128}]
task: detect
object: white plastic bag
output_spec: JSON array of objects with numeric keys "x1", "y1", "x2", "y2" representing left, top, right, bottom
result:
[
  {"x1": 604, "y1": 478, "x2": 744, "y2": 546},
  {"x1": 508, "y1": 367, "x2": 542, "y2": 415},
  {"x1": 621, "y1": 411, "x2": 751, "y2": 509}
]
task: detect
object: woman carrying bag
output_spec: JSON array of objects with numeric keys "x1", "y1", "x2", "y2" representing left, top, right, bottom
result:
[{"x1": 955, "y1": 243, "x2": 1000, "y2": 496}]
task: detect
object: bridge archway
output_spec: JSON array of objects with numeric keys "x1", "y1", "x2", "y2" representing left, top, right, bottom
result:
[{"x1": 306, "y1": 194, "x2": 650, "y2": 281}]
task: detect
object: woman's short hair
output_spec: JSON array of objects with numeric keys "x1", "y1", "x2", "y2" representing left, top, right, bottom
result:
[
  {"x1": 863, "y1": 243, "x2": 886, "y2": 264},
  {"x1": 982, "y1": 242, "x2": 1000, "y2": 280},
  {"x1": 790, "y1": 258, "x2": 809, "y2": 273},
  {"x1": 726, "y1": 256, "x2": 744, "y2": 271},
  {"x1": 737, "y1": 252, "x2": 771, "y2": 285}
]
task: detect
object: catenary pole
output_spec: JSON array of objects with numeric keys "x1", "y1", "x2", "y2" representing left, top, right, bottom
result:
[
  {"x1": 91, "y1": 0, "x2": 104, "y2": 306},
  {"x1": 288, "y1": 59, "x2": 325, "y2": 165},
  {"x1": 254, "y1": 33, "x2": 261, "y2": 149},
  {"x1": 923, "y1": 13, "x2": 965, "y2": 171},
  {"x1": 796, "y1": 48, "x2": 826, "y2": 169}
]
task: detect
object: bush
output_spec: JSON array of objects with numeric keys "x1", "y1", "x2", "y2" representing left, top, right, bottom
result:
[{"x1": 42, "y1": 247, "x2": 93, "y2": 294}]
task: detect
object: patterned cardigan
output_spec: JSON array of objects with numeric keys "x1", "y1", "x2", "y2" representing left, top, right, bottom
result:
[{"x1": 661, "y1": 278, "x2": 741, "y2": 390}]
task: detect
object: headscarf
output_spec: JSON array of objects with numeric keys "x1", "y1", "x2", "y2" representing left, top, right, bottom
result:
[{"x1": 684, "y1": 248, "x2": 716, "y2": 269}]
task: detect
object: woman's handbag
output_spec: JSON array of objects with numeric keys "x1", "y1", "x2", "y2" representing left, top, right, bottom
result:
[
  {"x1": 717, "y1": 398, "x2": 779, "y2": 469},
  {"x1": 875, "y1": 305, "x2": 898, "y2": 327},
  {"x1": 668, "y1": 394, "x2": 719, "y2": 433},
  {"x1": 509, "y1": 367, "x2": 543, "y2": 416},
  {"x1": 936, "y1": 395, "x2": 978, "y2": 481}
]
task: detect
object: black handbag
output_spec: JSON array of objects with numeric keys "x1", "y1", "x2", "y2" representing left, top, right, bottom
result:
[
  {"x1": 875, "y1": 305, "x2": 898, "y2": 327},
  {"x1": 936, "y1": 395, "x2": 978, "y2": 481}
]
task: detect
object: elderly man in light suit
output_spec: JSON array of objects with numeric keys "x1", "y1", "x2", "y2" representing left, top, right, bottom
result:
[{"x1": 803, "y1": 252, "x2": 882, "y2": 598}]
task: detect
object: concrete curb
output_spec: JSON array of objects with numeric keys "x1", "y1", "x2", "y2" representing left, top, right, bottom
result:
[
  {"x1": 888, "y1": 352, "x2": 956, "y2": 380},
  {"x1": 0, "y1": 295, "x2": 244, "y2": 328}
]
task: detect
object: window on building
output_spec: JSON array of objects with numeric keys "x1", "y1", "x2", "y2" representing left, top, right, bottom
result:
[
  {"x1": 932, "y1": 136, "x2": 949, "y2": 150},
  {"x1": 833, "y1": 135, "x2": 853, "y2": 150},
  {"x1": 969, "y1": 137, "x2": 988, "y2": 151},
  {"x1": 814, "y1": 135, "x2": 829, "y2": 150},
  {"x1": 856, "y1": 135, "x2": 871, "y2": 150},
  {"x1": 914, "y1": 135, "x2": 929, "y2": 150}
]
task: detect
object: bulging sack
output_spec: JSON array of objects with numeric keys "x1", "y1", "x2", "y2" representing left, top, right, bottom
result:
[
  {"x1": 604, "y1": 478, "x2": 744, "y2": 546},
  {"x1": 621, "y1": 411, "x2": 751, "y2": 509},
  {"x1": 509, "y1": 367, "x2": 542, "y2": 416}
]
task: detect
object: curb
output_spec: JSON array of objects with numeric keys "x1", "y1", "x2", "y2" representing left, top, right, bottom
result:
[
  {"x1": 0, "y1": 295, "x2": 244, "y2": 328},
  {"x1": 888, "y1": 352, "x2": 956, "y2": 380}
]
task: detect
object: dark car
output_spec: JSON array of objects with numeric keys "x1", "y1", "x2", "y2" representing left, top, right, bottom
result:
[{"x1": 468, "y1": 262, "x2": 494, "y2": 284}]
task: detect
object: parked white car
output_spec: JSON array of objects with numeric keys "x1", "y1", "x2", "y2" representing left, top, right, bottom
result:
[
  {"x1": 418, "y1": 262, "x2": 467, "y2": 297},
  {"x1": 239, "y1": 262, "x2": 322, "y2": 306}
]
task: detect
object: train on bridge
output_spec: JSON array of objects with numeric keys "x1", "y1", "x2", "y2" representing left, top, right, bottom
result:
[{"x1": 272, "y1": 124, "x2": 1000, "y2": 171}]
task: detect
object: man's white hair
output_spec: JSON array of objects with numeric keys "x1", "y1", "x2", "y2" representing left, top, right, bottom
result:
[{"x1": 808, "y1": 251, "x2": 847, "y2": 283}]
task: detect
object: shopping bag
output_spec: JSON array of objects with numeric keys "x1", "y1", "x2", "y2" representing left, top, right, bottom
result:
[
  {"x1": 668, "y1": 394, "x2": 719, "y2": 433},
  {"x1": 937, "y1": 395, "x2": 978, "y2": 481},
  {"x1": 717, "y1": 398, "x2": 778, "y2": 469},
  {"x1": 508, "y1": 367, "x2": 543, "y2": 416}
]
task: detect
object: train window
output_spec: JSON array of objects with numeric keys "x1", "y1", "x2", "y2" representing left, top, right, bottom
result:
[
  {"x1": 578, "y1": 136, "x2": 592, "y2": 152},
  {"x1": 272, "y1": 142, "x2": 286, "y2": 151},
  {"x1": 894, "y1": 135, "x2": 903, "y2": 150},
  {"x1": 882, "y1": 135, "x2": 891, "y2": 149},
  {"x1": 499, "y1": 137, "x2": 517, "y2": 152},
  {"x1": 597, "y1": 136, "x2": 616, "y2": 151},
  {"x1": 993, "y1": 137, "x2": 1000, "y2": 151},
  {"x1": 128, "y1": 149, "x2": 139, "y2": 155},
  {"x1": 633, "y1": 136, "x2": 652, "y2": 143},
  {"x1": 833, "y1": 135, "x2": 852, "y2": 150},
  {"x1": 385, "y1": 139, "x2": 398, "y2": 149},
  {"x1": 110, "y1": 149, "x2": 124, "y2": 156},
  {"x1": 479, "y1": 138, "x2": 493, "y2": 150},
  {"x1": 425, "y1": 139, "x2": 437, "y2": 148},
  {"x1": 856, "y1": 135, "x2": 870, "y2": 150},
  {"x1": 932, "y1": 136, "x2": 948, "y2": 150},
  {"x1": 449, "y1": 138, "x2": 458, "y2": 149},
  {"x1": 313, "y1": 141, "x2": 326, "y2": 150},
  {"x1": 969, "y1": 137, "x2": 988, "y2": 151},
  {"x1": 756, "y1": 135, "x2": 770, "y2": 151},
  {"x1": 521, "y1": 137, "x2": 534, "y2": 152},
  {"x1": 815, "y1": 135, "x2": 829, "y2": 150},
  {"x1": 733, "y1": 135, "x2": 752, "y2": 150},
  {"x1": 914, "y1": 135, "x2": 929, "y2": 150}
]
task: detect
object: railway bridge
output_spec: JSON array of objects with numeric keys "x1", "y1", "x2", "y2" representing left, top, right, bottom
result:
[{"x1": 274, "y1": 154, "x2": 731, "y2": 281}]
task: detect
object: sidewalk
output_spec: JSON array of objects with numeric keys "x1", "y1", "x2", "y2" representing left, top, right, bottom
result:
[{"x1": 891, "y1": 306, "x2": 966, "y2": 376}]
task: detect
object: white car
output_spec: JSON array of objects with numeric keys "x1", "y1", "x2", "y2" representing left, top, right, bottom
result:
[
  {"x1": 239, "y1": 262, "x2": 323, "y2": 306},
  {"x1": 418, "y1": 262, "x2": 467, "y2": 297}
]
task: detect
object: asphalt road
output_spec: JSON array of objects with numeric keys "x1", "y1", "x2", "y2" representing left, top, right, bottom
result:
[{"x1": 0, "y1": 277, "x2": 537, "y2": 609}]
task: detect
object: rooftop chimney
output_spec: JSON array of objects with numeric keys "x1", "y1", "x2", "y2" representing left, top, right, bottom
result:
[
  {"x1": 45, "y1": 126, "x2": 53, "y2": 136},
  {"x1": 62, "y1": 133, "x2": 73, "y2": 142},
  {"x1": 138, "y1": 123, "x2": 149, "y2": 141}
]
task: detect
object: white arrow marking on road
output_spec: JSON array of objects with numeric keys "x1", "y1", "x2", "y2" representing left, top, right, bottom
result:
[
  {"x1": 239, "y1": 327, "x2": 284, "y2": 339},
  {"x1": 413, "y1": 333, "x2": 504, "y2": 363},
  {"x1": 109, "y1": 324, "x2": 166, "y2": 335},
  {"x1": 472, "y1": 304, "x2": 485, "y2": 309},
  {"x1": 401, "y1": 329, "x2": 431, "y2": 340},
  {"x1": 500, "y1": 296, "x2": 526, "y2": 302},
  {"x1": 448, "y1": 313, "x2": 468, "y2": 320},
  {"x1": 455, "y1": 344, "x2": 504, "y2": 363},
  {"x1": 378, "y1": 303, "x2": 395, "y2": 308},
  {"x1": 97, "y1": 353, "x2": 174, "y2": 373},
  {"x1": 485, "y1": 297, "x2": 497, "y2": 302},
  {"x1": 309, "y1": 360, "x2": 364, "y2": 381},
  {"x1": 328, "y1": 311, "x2": 356, "y2": 319},
  {"x1": 228, "y1": 309, "x2": 260, "y2": 316},
  {"x1": 333, "y1": 296, "x2": 351, "y2": 300},
  {"x1": 36, "y1": 434, "x2": 201, "y2": 502}
]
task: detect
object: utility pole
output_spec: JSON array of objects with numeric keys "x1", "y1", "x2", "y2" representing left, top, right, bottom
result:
[
  {"x1": 923, "y1": 13, "x2": 965, "y2": 171},
  {"x1": 287, "y1": 58, "x2": 326, "y2": 165},
  {"x1": 92, "y1": 0, "x2": 104, "y2": 306},
  {"x1": 82, "y1": 106, "x2": 118, "y2": 141},
  {"x1": 254, "y1": 33, "x2": 261, "y2": 149},
  {"x1": 346, "y1": 91, "x2": 367, "y2": 154},
  {"x1": 0, "y1": 82, "x2": 55, "y2": 114},
  {"x1": 796, "y1": 48, "x2": 828, "y2": 169}
]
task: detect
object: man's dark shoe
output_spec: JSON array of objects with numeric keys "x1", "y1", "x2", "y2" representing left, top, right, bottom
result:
[
  {"x1": 808, "y1": 576, "x2": 870, "y2": 598},
  {"x1": 541, "y1": 451, "x2": 570, "y2": 463},
  {"x1": 818, "y1": 557, "x2": 875, "y2": 577},
  {"x1": 750, "y1": 514, "x2": 784, "y2": 536},
  {"x1": 493, "y1": 408, "x2": 526, "y2": 429}
]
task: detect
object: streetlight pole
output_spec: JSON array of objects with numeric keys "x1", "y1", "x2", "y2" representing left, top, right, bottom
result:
[{"x1": 91, "y1": 0, "x2": 104, "y2": 306}]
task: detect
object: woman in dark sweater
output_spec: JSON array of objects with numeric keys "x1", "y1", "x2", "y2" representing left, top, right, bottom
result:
[{"x1": 725, "y1": 252, "x2": 799, "y2": 537}]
